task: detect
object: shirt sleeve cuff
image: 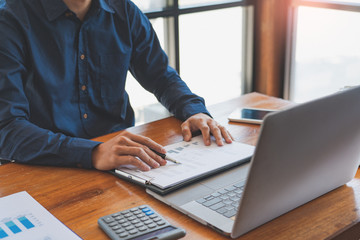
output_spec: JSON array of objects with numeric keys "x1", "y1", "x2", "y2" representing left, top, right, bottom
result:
[
  {"x1": 178, "y1": 100, "x2": 212, "y2": 121},
  {"x1": 62, "y1": 138, "x2": 102, "y2": 169}
]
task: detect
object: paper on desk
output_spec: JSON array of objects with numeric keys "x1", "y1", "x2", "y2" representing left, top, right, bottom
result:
[
  {"x1": 117, "y1": 135, "x2": 255, "y2": 189},
  {"x1": 0, "y1": 191, "x2": 81, "y2": 240}
]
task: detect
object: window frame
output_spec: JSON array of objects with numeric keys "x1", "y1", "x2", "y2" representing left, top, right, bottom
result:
[
  {"x1": 284, "y1": 0, "x2": 360, "y2": 99},
  {"x1": 141, "y1": 0, "x2": 255, "y2": 94}
]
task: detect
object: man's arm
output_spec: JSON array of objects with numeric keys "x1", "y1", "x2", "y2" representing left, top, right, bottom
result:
[
  {"x1": 125, "y1": 1, "x2": 233, "y2": 146},
  {"x1": 0, "y1": 8, "x2": 100, "y2": 168}
]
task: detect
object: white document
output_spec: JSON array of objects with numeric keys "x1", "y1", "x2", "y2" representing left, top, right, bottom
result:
[
  {"x1": 0, "y1": 191, "x2": 81, "y2": 240},
  {"x1": 116, "y1": 136, "x2": 255, "y2": 189}
]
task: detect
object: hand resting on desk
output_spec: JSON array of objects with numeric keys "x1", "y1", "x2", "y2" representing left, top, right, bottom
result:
[
  {"x1": 92, "y1": 113, "x2": 233, "y2": 171},
  {"x1": 181, "y1": 113, "x2": 233, "y2": 146}
]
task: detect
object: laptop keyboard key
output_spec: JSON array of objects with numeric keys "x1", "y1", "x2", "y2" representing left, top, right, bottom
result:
[
  {"x1": 196, "y1": 198, "x2": 206, "y2": 204},
  {"x1": 234, "y1": 181, "x2": 245, "y2": 187},
  {"x1": 223, "y1": 199, "x2": 233, "y2": 205},
  {"x1": 216, "y1": 207, "x2": 228, "y2": 214},
  {"x1": 202, "y1": 197, "x2": 222, "y2": 207},
  {"x1": 224, "y1": 209, "x2": 237, "y2": 218},
  {"x1": 209, "y1": 202, "x2": 226, "y2": 211},
  {"x1": 211, "y1": 192, "x2": 221, "y2": 197},
  {"x1": 218, "y1": 189, "x2": 228, "y2": 194},
  {"x1": 225, "y1": 186, "x2": 236, "y2": 192}
]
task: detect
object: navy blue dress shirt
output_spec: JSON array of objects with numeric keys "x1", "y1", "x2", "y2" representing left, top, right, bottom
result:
[{"x1": 0, "y1": 0, "x2": 209, "y2": 168}]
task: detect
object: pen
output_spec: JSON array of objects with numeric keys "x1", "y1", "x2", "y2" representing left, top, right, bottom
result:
[
  {"x1": 114, "y1": 169, "x2": 149, "y2": 185},
  {"x1": 151, "y1": 149, "x2": 181, "y2": 164}
]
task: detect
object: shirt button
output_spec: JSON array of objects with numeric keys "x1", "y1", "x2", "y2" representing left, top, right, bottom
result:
[
  {"x1": 80, "y1": 54, "x2": 85, "y2": 60},
  {"x1": 81, "y1": 85, "x2": 87, "y2": 91},
  {"x1": 83, "y1": 113, "x2": 88, "y2": 119}
]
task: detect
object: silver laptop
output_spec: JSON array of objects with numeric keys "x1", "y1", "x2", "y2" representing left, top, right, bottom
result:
[{"x1": 146, "y1": 86, "x2": 360, "y2": 238}]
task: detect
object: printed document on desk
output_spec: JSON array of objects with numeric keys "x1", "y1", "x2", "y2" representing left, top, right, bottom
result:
[
  {"x1": 115, "y1": 135, "x2": 255, "y2": 190},
  {"x1": 0, "y1": 191, "x2": 81, "y2": 240}
]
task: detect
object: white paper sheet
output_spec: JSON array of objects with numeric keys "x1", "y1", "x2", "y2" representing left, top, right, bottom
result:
[
  {"x1": 0, "y1": 191, "x2": 81, "y2": 240},
  {"x1": 117, "y1": 136, "x2": 255, "y2": 189}
]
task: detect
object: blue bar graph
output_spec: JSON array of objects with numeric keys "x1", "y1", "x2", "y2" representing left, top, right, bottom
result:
[
  {"x1": 18, "y1": 216, "x2": 34, "y2": 229},
  {"x1": 0, "y1": 227, "x2": 8, "y2": 239},
  {"x1": 5, "y1": 221, "x2": 21, "y2": 234}
]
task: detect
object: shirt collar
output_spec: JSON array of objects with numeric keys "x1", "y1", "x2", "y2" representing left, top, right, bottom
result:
[
  {"x1": 99, "y1": 0, "x2": 115, "y2": 13},
  {"x1": 41, "y1": 0, "x2": 115, "y2": 22}
]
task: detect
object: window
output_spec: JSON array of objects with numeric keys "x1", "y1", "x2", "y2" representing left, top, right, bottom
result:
[
  {"x1": 126, "y1": 0, "x2": 253, "y2": 124},
  {"x1": 285, "y1": 0, "x2": 360, "y2": 102}
]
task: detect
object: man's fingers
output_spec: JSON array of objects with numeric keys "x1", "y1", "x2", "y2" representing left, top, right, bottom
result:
[
  {"x1": 113, "y1": 145, "x2": 164, "y2": 168},
  {"x1": 119, "y1": 155, "x2": 151, "y2": 171},
  {"x1": 208, "y1": 122, "x2": 224, "y2": 146},
  {"x1": 181, "y1": 122, "x2": 192, "y2": 142},
  {"x1": 220, "y1": 126, "x2": 234, "y2": 143},
  {"x1": 121, "y1": 131, "x2": 166, "y2": 155},
  {"x1": 198, "y1": 123, "x2": 210, "y2": 146}
]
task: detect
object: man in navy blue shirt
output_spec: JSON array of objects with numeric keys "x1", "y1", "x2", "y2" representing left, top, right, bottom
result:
[{"x1": 0, "y1": 0, "x2": 233, "y2": 171}]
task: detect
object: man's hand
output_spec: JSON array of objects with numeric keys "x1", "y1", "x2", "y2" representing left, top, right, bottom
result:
[
  {"x1": 181, "y1": 113, "x2": 234, "y2": 146},
  {"x1": 92, "y1": 131, "x2": 167, "y2": 171}
]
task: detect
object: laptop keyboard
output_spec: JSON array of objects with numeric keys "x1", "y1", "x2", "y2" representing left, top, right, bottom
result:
[{"x1": 196, "y1": 181, "x2": 245, "y2": 218}]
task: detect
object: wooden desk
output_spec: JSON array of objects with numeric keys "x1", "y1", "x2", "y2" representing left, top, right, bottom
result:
[{"x1": 1, "y1": 92, "x2": 360, "y2": 239}]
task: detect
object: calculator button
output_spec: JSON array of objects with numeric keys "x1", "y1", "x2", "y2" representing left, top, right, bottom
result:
[
  {"x1": 140, "y1": 216, "x2": 149, "y2": 221},
  {"x1": 138, "y1": 226, "x2": 147, "y2": 232},
  {"x1": 145, "y1": 210, "x2": 154, "y2": 216},
  {"x1": 112, "y1": 225, "x2": 121, "y2": 230},
  {"x1": 135, "y1": 223, "x2": 144, "y2": 228},
  {"x1": 128, "y1": 216, "x2": 136, "y2": 221},
  {"x1": 144, "y1": 220, "x2": 152, "y2": 225},
  {"x1": 148, "y1": 223, "x2": 157, "y2": 229},
  {"x1": 124, "y1": 213, "x2": 132, "y2": 218},
  {"x1": 119, "y1": 233, "x2": 128, "y2": 238},
  {"x1": 118, "y1": 219, "x2": 126, "y2": 224},
  {"x1": 121, "y1": 222, "x2": 131, "y2": 227},
  {"x1": 149, "y1": 215, "x2": 157, "y2": 219},
  {"x1": 108, "y1": 222, "x2": 117, "y2": 227},
  {"x1": 139, "y1": 205, "x2": 147, "y2": 209},
  {"x1": 136, "y1": 213, "x2": 145, "y2": 218},
  {"x1": 125, "y1": 226, "x2": 135, "y2": 231},
  {"x1": 115, "y1": 229, "x2": 125, "y2": 234},
  {"x1": 129, "y1": 229, "x2": 138, "y2": 235},
  {"x1": 152, "y1": 217, "x2": 161, "y2": 222},
  {"x1": 103, "y1": 217, "x2": 114, "y2": 223},
  {"x1": 112, "y1": 213, "x2": 121, "y2": 217},
  {"x1": 114, "y1": 216, "x2": 124, "y2": 221},
  {"x1": 133, "y1": 210, "x2": 141, "y2": 215},
  {"x1": 121, "y1": 210, "x2": 130, "y2": 215},
  {"x1": 130, "y1": 208, "x2": 138, "y2": 212},
  {"x1": 131, "y1": 219, "x2": 140, "y2": 224},
  {"x1": 157, "y1": 221, "x2": 166, "y2": 226},
  {"x1": 142, "y1": 207, "x2": 151, "y2": 212}
]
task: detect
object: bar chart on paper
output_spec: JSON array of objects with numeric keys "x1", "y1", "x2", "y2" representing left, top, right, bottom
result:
[
  {"x1": 0, "y1": 191, "x2": 81, "y2": 240},
  {"x1": 0, "y1": 214, "x2": 39, "y2": 239}
]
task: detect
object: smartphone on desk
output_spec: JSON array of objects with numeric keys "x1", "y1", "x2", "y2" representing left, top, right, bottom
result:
[{"x1": 228, "y1": 107, "x2": 277, "y2": 124}]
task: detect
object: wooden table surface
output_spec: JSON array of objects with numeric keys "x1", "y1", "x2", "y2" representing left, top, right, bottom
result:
[{"x1": 1, "y1": 92, "x2": 359, "y2": 240}]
